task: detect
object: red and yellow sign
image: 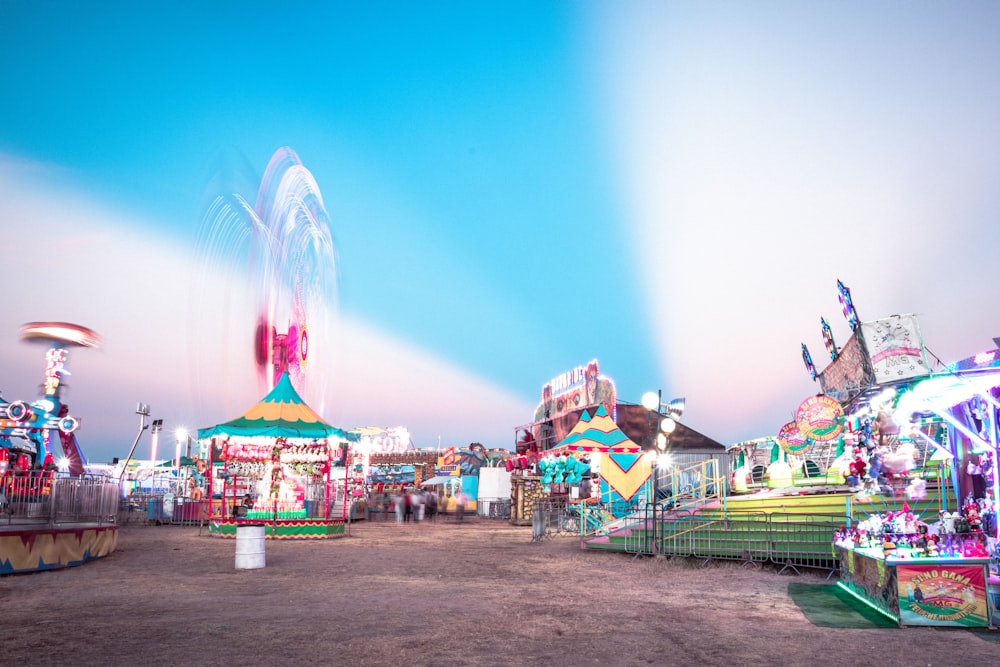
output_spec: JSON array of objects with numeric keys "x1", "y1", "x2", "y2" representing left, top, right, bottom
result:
[
  {"x1": 777, "y1": 421, "x2": 809, "y2": 454},
  {"x1": 795, "y1": 395, "x2": 844, "y2": 442},
  {"x1": 896, "y1": 563, "x2": 989, "y2": 627}
]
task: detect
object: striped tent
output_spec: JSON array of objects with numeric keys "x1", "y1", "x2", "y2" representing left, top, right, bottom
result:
[
  {"x1": 551, "y1": 404, "x2": 648, "y2": 509},
  {"x1": 552, "y1": 404, "x2": 641, "y2": 453},
  {"x1": 198, "y1": 372, "x2": 356, "y2": 442}
]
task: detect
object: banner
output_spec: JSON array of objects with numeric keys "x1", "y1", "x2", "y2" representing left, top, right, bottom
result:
[
  {"x1": 777, "y1": 421, "x2": 809, "y2": 454},
  {"x1": 795, "y1": 395, "x2": 845, "y2": 442},
  {"x1": 860, "y1": 314, "x2": 932, "y2": 384},
  {"x1": 896, "y1": 563, "x2": 989, "y2": 627}
]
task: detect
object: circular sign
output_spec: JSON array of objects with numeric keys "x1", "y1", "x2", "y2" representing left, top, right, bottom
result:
[
  {"x1": 777, "y1": 421, "x2": 809, "y2": 454},
  {"x1": 795, "y1": 395, "x2": 844, "y2": 442}
]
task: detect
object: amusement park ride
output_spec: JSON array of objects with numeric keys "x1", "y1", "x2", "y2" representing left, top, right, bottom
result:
[
  {"x1": 197, "y1": 146, "x2": 337, "y2": 406},
  {"x1": 0, "y1": 322, "x2": 98, "y2": 477}
]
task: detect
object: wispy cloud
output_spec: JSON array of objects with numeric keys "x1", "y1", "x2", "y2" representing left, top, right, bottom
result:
[{"x1": 0, "y1": 157, "x2": 534, "y2": 461}]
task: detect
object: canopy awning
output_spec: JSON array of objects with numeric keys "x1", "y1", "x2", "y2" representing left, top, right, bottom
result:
[
  {"x1": 197, "y1": 372, "x2": 357, "y2": 442},
  {"x1": 553, "y1": 404, "x2": 641, "y2": 453},
  {"x1": 420, "y1": 475, "x2": 460, "y2": 486}
]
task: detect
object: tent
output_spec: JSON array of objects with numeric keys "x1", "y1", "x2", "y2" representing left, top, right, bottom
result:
[
  {"x1": 420, "y1": 475, "x2": 461, "y2": 486},
  {"x1": 552, "y1": 404, "x2": 642, "y2": 453},
  {"x1": 550, "y1": 405, "x2": 649, "y2": 509},
  {"x1": 195, "y1": 372, "x2": 358, "y2": 523},
  {"x1": 156, "y1": 456, "x2": 196, "y2": 467},
  {"x1": 197, "y1": 372, "x2": 356, "y2": 442}
]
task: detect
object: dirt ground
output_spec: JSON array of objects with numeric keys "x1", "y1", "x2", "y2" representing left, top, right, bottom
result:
[{"x1": 2, "y1": 518, "x2": 999, "y2": 666}]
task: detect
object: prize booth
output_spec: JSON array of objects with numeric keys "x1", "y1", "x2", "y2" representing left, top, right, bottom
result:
[
  {"x1": 834, "y1": 507, "x2": 994, "y2": 627},
  {"x1": 199, "y1": 372, "x2": 357, "y2": 539},
  {"x1": 834, "y1": 354, "x2": 1000, "y2": 627}
]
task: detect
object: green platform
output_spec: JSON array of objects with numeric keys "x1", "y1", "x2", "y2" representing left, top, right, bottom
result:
[
  {"x1": 209, "y1": 519, "x2": 346, "y2": 539},
  {"x1": 583, "y1": 487, "x2": 948, "y2": 569}
]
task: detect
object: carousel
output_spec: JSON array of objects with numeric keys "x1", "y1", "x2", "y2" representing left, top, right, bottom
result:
[{"x1": 199, "y1": 372, "x2": 358, "y2": 539}]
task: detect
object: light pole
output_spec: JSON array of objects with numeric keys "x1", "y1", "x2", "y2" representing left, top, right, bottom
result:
[
  {"x1": 117, "y1": 403, "x2": 150, "y2": 485},
  {"x1": 641, "y1": 391, "x2": 684, "y2": 556},
  {"x1": 150, "y1": 419, "x2": 163, "y2": 462},
  {"x1": 175, "y1": 427, "x2": 196, "y2": 458},
  {"x1": 174, "y1": 428, "x2": 185, "y2": 493}
]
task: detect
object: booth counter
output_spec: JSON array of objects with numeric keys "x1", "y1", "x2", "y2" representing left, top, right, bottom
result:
[{"x1": 836, "y1": 545, "x2": 994, "y2": 627}]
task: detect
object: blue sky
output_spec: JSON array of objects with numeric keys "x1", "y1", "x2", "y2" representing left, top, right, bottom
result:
[{"x1": 2, "y1": 2, "x2": 1000, "y2": 464}]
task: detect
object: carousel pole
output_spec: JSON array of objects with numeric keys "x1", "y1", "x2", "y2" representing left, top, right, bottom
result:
[
  {"x1": 343, "y1": 445, "x2": 350, "y2": 521},
  {"x1": 324, "y1": 444, "x2": 330, "y2": 520},
  {"x1": 208, "y1": 437, "x2": 215, "y2": 519}
]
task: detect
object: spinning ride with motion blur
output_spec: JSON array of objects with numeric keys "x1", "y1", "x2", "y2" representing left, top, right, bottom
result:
[
  {"x1": 1, "y1": 322, "x2": 119, "y2": 574},
  {"x1": 1, "y1": 322, "x2": 98, "y2": 478}
]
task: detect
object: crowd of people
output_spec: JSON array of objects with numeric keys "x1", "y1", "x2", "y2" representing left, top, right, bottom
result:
[{"x1": 366, "y1": 486, "x2": 469, "y2": 523}]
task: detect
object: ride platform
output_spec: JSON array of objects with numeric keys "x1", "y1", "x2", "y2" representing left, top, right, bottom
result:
[
  {"x1": 0, "y1": 522, "x2": 118, "y2": 575},
  {"x1": 208, "y1": 519, "x2": 346, "y2": 540}
]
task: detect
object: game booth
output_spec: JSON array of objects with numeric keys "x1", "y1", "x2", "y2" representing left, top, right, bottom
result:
[
  {"x1": 830, "y1": 351, "x2": 1000, "y2": 627},
  {"x1": 511, "y1": 404, "x2": 653, "y2": 529},
  {"x1": 200, "y1": 372, "x2": 358, "y2": 539}
]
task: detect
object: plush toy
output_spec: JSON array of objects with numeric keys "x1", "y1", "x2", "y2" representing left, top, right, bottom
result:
[
  {"x1": 925, "y1": 533, "x2": 939, "y2": 557},
  {"x1": 857, "y1": 529, "x2": 870, "y2": 548},
  {"x1": 906, "y1": 477, "x2": 927, "y2": 500},
  {"x1": 883, "y1": 441, "x2": 917, "y2": 476},
  {"x1": 858, "y1": 419, "x2": 872, "y2": 448},
  {"x1": 964, "y1": 501, "x2": 983, "y2": 532},
  {"x1": 967, "y1": 534, "x2": 989, "y2": 558},
  {"x1": 938, "y1": 510, "x2": 956, "y2": 534},
  {"x1": 846, "y1": 453, "x2": 867, "y2": 490},
  {"x1": 882, "y1": 536, "x2": 897, "y2": 558},
  {"x1": 866, "y1": 449, "x2": 884, "y2": 481}
]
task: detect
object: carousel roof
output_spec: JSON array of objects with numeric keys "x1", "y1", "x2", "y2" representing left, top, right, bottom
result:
[
  {"x1": 197, "y1": 372, "x2": 357, "y2": 441},
  {"x1": 552, "y1": 404, "x2": 641, "y2": 453}
]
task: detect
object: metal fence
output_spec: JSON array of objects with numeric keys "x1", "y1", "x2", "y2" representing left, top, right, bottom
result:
[
  {"x1": 1, "y1": 472, "x2": 119, "y2": 526},
  {"x1": 559, "y1": 503, "x2": 844, "y2": 575},
  {"x1": 647, "y1": 509, "x2": 841, "y2": 575},
  {"x1": 478, "y1": 497, "x2": 512, "y2": 520},
  {"x1": 531, "y1": 498, "x2": 580, "y2": 541}
]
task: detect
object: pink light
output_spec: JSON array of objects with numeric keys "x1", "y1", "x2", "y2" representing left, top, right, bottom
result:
[{"x1": 973, "y1": 351, "x2": 996, "y2": 366}]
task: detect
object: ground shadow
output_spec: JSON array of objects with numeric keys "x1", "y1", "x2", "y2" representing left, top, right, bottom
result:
[{"x1": 787, "y1": 582, "x2": 897, "y2": 629}]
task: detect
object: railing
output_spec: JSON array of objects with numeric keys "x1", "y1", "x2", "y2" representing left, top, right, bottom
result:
[
  {"x1": 1, "y1": 471, "x2": 119, "y2": 526},
  {"x1": 571, "y1": 459, "x2": 727, "y2": 544},
  {"x1": 654, "y1": 458, "x2": 724, "y2": 515},
  {"x1": 588, "y1": 508, "x2": 845, "y2": 575},
  {"x1": 531, "y1": 498, "x2": 579, "y2": 541},
  {"x1": 478, "y1": 497, "x2": 511, "y2": 520}
]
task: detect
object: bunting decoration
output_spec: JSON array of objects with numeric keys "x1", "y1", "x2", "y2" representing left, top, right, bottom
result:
[
  {"x1": 837, "y1": 279, "x2": 859, "y2": 331},
  {"x1": 801, "y1": 343, "x2": 817, "y2": 381},
  {"x1": 821, "y1": 317, "x2": 838, "y2": 361}
]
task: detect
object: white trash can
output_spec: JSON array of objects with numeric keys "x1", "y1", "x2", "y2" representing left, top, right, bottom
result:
[{"x1": 235, "y1": 523, "x2": 266, "y2": 569}]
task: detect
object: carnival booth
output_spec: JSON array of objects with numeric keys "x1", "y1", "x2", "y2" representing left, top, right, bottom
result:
[
  {"x1": 560, "y1": 406, "x2": 647, "y2": 513},
  {"x1": 834, "y1": 501, "x2": 994, "y2": 627},
  {"x1": 832, "y1": 346, "x2": 1000, "y2": 627},
  {"x1": 198, "y1": 372, "x2": 357, "y2": 539},
  {"x1": 511, "y1": 406, "x2": 649, "y2": 528}
]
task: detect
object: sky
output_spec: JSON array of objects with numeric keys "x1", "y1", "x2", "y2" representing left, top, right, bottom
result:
[{"x1": 2, "y1": 2, "x2": 1000, "y2": 464}]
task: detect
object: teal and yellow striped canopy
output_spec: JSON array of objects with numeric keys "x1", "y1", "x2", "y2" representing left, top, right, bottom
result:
[
  {"x1": 198, "y1": 372, "x2": 355, "y2": 441},
  {"x1": 553, "y1": 404, "x2": 640, "y2": 452}
]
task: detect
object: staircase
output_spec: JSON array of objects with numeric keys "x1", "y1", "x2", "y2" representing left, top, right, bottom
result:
[{"x1": 587, "y1": 459, "x2": 725, "y2": 537}]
